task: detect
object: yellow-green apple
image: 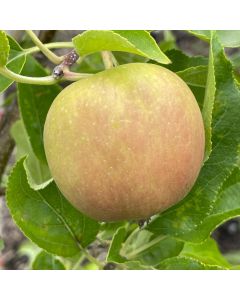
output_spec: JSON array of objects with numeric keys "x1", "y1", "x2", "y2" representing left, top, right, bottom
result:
[{"x1": 44, "y1": 63, "x2": 205, "y2": 221}]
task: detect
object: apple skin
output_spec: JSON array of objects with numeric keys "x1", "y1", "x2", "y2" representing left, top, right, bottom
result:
[{"x1": 44, "y1": 63, "x2": 205, "y2": 221}]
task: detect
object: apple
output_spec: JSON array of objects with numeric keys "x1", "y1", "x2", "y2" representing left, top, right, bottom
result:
[{"x1": 44, "y1": 63, "x2": 205, "y2": 221}]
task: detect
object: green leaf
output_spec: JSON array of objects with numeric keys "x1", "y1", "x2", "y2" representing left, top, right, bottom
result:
[
  {"x1": 72, "y1": 52, "x2": 104, "y2": 74},
  {"x1": 32, "y1": 251, "x2": 65, "y2": 270},
  {"x1": 0, "y1": 30, "x2": 10, "y2": 66},
  {"x1": 98, "y1": 221, "x2": 127, "y2": 241},
  {"x1": 188, "y1": 85, "x2": 206, "y2": 111},
  {"x1": 221, "y1": 167, "x2": 240, "y2": 190},
  {"x1": 133, "y1": 237, "x2": 183, "y2": 267},
  {"x1": 107, "y1": 227, "x2": 183, "y2": 267},
  {"x1": 121, "y1": 229, "x2": 184, "y2": 266},
  {"x1": 17, "y1": 56, "x2": 61, "y2": 162},
  {"x1": 172, "y1": 168, "x2": 240, "y2": 241},
  {"x1": 6, "y1": 158, "x2": 100, "y2": 257},
  {"x1": 188, "y1": 30, "x2": 211, "y2": 42},
  {"x1": 124, "y1": 260, "x2": 155, "y2": 270},
  {"x1": 176, "y1": 65, "x2": 208, "y2": 88},
  {"x1": 0, "y1": 35, "x2": 26, "y2": 93},
  {"x1": 159, "y1": 49, "x2": 208, "y2": 72},
  {"x1": 230, "y1": 51, "x2": 240, "y2": 68},
  {"x1": 113, "y1": 52, "x2": 148, "y2": 65},
  {"x1": 147, "y1": 31, "x2": 240, "y2": 243},
  {"x1": 189, "y1": 30, "x2": 240, "y2": 47},
  {"x1": 195, "y1": 180, "x2": 240, "y2": 237},
  {"x1": 157, "y1": 257, "x2": 223, "y2": 270},
  {"x1": 181, "y1": 238, "x2": 230, "y2": 268},
  {"x1": 157, "y1": 237, "x2": 229, "y2": 270},
  {"x1": 106, "y1": 226, "x2": 128, "y2": 263},
  {"x1": 72, "y1": 30, "x2": 171, "y2": 64},
  {"x1": 159, "y1": 30, "x2": 177, "y2": 52},
  {"x1": 11, "y1": 120, "x2": 52, "y2": 190},
  {"x1": 201, "y1": 35, "x2": 215, "y2": 162}
]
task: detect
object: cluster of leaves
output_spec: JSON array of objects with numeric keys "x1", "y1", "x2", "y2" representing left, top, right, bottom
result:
[{"x1": 1, "y1": 30, "x2": 240, "y2": 270}]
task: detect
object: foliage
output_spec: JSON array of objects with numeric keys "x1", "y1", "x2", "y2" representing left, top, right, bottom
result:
[
  {"x1": 189, "y1": 30, "x2": 240, "y2": 47},
  {"x1": 1, "y1": 30, "x2": 240, "y2": 269},
  {"x1": 32, "y1": 251, "x2": 65, "y2": 270},
  {"x1": 0, "y1": 34, "x2": 26, "y2": 93},
  {"x1": 7, "y1": 158, "x2": 100, "y2": 257},
  {"x1": 72, "y1": 30, "x2": 171, "y2": 64}
]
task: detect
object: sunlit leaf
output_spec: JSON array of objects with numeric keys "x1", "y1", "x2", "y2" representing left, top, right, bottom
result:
[
  {"x1": 0, "y1": 35, "x2": 26, "y2": 93},
  {"x1": 0, "y1": 30, "x2": 10, "y2": 66},
  {"x1": 73, "y1": 30, "x2": 171, "y2": 64},
  {"x1": 189, "y1": 30, "x2": 240, "y2": 47}
]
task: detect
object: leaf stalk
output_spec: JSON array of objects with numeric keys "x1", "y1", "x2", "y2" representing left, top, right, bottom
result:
[
  {"x1": 0, "y1": 66, "x2": 92, "y2": 85},
  {"x1": 26, "y1": 30, "x2": 64, "y2": 64}
]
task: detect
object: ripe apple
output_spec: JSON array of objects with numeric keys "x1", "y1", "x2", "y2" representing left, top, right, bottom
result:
[{"x1": 44, "y1": 63, "x2": 205, "y2": 221}]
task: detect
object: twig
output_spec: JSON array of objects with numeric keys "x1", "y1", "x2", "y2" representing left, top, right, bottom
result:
[
  {"x1": 24, "y1": 42, "x2": 74, "y2": 56},
  {"x1": 26, "y1": 30, "x2": 63, "y2": 64},
  {"x1": 0, "y1": 67, "x2": 58, "y2": 85},
  {"x1": 0, "y1": 66, "x2": 92, "y2": 85},
  {"x1": 52, "y1": 50, "x2": 80, "y2": 80}
]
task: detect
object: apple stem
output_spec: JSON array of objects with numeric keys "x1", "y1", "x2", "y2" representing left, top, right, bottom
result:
[
  {"x1": 63, "y1": 70, "x2": 93, "y2": 81},
  {"x1": 4, "y1": 42, "x2": 75, "y2": 66},
  {"x1": 0, "y1": 66, "x2": 92, "y2": 85}
]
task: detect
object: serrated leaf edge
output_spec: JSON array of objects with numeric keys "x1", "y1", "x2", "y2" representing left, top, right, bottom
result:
[
  {"x1": 158, "y1": 255, "x2": 226, "y2": 270},
  {"x1": 176, "y1": 65, "x2": 208, "y2": 88},
  {"x1": 106, "y1": 226, "x2": 128, "y2": 263},
  {"x1": 6, "y1": 158, "x2": 83, "y2": 257},
  {"x1": 73, "y1": 30, "x2": 171, "y2": 64},
  {"x1": 0, "y1": 30, "x2": 10, "y2": 67},
  {"x1": 23, "y1": 156, "x2": 53, "y2": 191}
]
